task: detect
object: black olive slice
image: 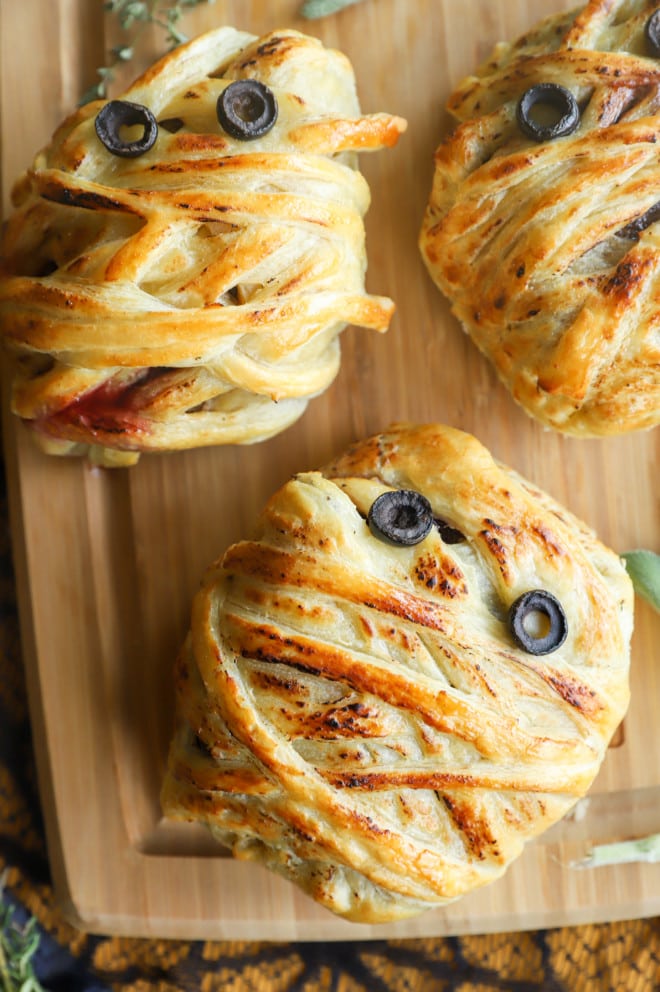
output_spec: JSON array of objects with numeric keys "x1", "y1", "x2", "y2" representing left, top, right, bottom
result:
[
  {"x1": 216, "y1": 80, "x2": 278, "y2": 140},
  {"x1": 508, "y1": 590, "x2": 568, "y2": 655},
  {"x1": 158, "y1": 117, "x2": 185, "y2": 134},
  {"x1": 95, "y1": 100, "x2": 158, "y2": 158},
  {"x1": 616, "y1": 200, "x2": 660, "y2": 241},
  {"x1": 516, "y1": 83, "x2": 580, "y2": 142},
  {"x1": 434, "y1": 518, "x2": 466, "y2": 544},
  {"x1": 645, "y1": 11, "x2": 660, "y2": 57},
  {"x1": 367, "y1": 490, "x2": 433, "y2": 546}
]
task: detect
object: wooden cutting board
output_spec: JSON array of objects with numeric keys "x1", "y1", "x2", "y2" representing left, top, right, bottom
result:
[{"x1": 1, "y1": 0, "x2": 658, "y2": 940}]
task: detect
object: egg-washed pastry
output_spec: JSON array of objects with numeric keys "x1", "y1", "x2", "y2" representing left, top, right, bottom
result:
[
  {"x1": 161, "y1": 423, "x2": 633, "y2": 923},
  {"x1": 419, "y1": 0, "x2": 660, "y2": 437},
  {"x1": 0, "y1": 28, "x2": 405, "y2": 467}
]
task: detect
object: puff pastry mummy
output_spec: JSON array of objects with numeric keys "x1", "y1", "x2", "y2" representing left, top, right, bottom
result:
[
  {"x1": 0, "y1": 28, "x2": 405, "y2": 466},
  {"x1": 420, "y1": 0, "x2": 660, "y2": 436},
  {"x1": 161, "y1": 423, "x2": 633, "y2": 923}
]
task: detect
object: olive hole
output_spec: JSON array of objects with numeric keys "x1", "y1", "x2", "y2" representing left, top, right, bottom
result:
[
  {"x1": 118, "y1": 122, "x2": 149, "y2": 144},
  {"x1": 392, "y1": 506, "x2": 419, "y2": 530},
  {"x1": 525, "y1": 101, "x2": 566, "y2": 130},
  {"x1": 233, "y1": 90, "x2": 267, "y2": 124},
  {"x1": 521, "y1": 608, "x2": 552, "y2": 641}
]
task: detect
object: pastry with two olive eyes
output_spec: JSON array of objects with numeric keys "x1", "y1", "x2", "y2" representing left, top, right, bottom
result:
[
  {"x1": 161, "y1": 422, "x2": 633, "y2": 923},
  {"x1": 420, "y1": 0, "x2": 660, "y2": 437},
  {"x1": 0, "y1": 28, "x2": 406, "y2": 466}
]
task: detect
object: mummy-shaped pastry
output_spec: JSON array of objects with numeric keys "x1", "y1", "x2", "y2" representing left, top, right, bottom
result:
[
  {"x1": 0, "y1": 28, "x2": 405, "y2": 466},
  {"x1": 161, "y1": 423, "x2": 633, "y2": 923},
  {"x1": 420, "y1": 0, "x2": 660, "y2": 436}
]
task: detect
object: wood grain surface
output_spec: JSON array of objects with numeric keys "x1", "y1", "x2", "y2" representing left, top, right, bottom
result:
[{"x1": 1, "y1": 0, "x2": 658, "y2": 939}]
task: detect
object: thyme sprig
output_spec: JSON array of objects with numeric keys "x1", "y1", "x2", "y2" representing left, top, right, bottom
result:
[
  {"x1": 80, "y1": 0, "x2": 216, "y2": 104},
  {"x1": 82, "y1": 0, "x2": 368, "y2": 103},
  {"x1": 0, "y1": 872, "x2": 47, "y2": 992}
]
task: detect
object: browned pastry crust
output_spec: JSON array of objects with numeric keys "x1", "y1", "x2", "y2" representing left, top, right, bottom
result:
[
  {"x1": 161, "y1": 423, "x2": 633, "y2": 923},
  {"x1": 419, "y1": 0, "x2": 660, "y2": 436},
  {"x1": 0, "y1": 27, "x2": 405, "y2": 466}
]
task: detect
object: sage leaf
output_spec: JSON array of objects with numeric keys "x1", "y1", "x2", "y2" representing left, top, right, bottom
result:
[
  {"x1": 570, "y1": 832, "x2": 660, "y2": 868},
  {"x1": 622, "y1": 549, "x2": 660, "y2": 611},
  {"x1": 300, "y1": 0, "x2": 365, "y2": 18}
]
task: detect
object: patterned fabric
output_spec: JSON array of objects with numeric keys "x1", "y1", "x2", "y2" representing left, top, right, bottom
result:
[{"x1": 1, "y1": 456, "x2": 658, "y2": 992}]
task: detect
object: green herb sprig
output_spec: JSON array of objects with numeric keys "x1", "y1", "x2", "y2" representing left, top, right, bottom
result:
[
  {"x1": 80, "y1": 0, "x2": 216, "y2": 104},
  {"x1": 83, "y1": 0, "x2": 367, "y2": 103},
  {"x1": 0, "y1": 872, "x2": 47, "y2": 992}
]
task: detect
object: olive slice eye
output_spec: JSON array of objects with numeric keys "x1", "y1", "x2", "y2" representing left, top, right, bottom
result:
[
  {"x1": 216, "y1": 80, "x2": 278, "y2": 140},
  {"x1": 508, "y1": 590, "x2": 568, "y2": 655},
  {"x1": 95, "y1": 100, "x2": 158, "y2": 158},
  {"x1": 367, "y1": 490, "x2": 433, "y2": 546},
  {"x1": 645, "y1": 11, "x2": 660, "y2": 57},
  {"x1": 516, "y1": 83, "x2": 580, "y2": 142}
]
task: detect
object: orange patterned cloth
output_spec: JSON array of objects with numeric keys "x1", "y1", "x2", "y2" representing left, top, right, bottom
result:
[{"x1": 1, "y1": 457, "x2": 658, "y2": 991}]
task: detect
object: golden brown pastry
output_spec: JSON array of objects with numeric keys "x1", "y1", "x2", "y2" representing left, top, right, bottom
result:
[
  {"x1": 161, "y1": 423, "x2": 633, "y2": 923},
  {"x1": 420, "y1": 0, "x2": 660, "y2": 437},
  {"x1": 0, "y1": 28, "x2": 405, "y2": 466}
]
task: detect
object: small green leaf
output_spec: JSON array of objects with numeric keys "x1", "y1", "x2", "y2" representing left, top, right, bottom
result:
[
  {"x1": 111, "y1": 45, "x2": 134, "y2": 61},
  {"x1": 79, "y1": 79, "x2": 108, "y2": 105},
  {"x1": 622, "y1": 549, "x2": 660, "y2": 611},
  {"x1": 124, "y1": 1, "x2": 148, "y2": 17},
  {"x1": 571, "y1": 831, "x2": 660, "y2": 868},
  {"x1": 82, "y1": 0, "x2": 214, "y2": 104},
  {"x1": 299, "y1": 0, "x2": 365, "y2": 18}
]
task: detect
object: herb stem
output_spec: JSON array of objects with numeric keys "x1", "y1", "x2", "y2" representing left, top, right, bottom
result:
[
  {"x1": 0, "y1": 941, "x2": 11, "y2": 992},
  {"x1": 0, "y1": 872, "x2": 47, "y2": 992},
  {"x1": 80, "y1": 0, "x2": 215, "y2": 104}
]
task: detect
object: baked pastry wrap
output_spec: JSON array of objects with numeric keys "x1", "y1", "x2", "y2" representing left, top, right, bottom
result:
[
  {"x1": 161, "y1": 423, "x2": 633, "y2": 923},
  {"x1": 419, "y1": 0, "x2": 660, "y2": 436},
  {"x1": 0, "y1": 27, "x2": 405, "y2": 466}
]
